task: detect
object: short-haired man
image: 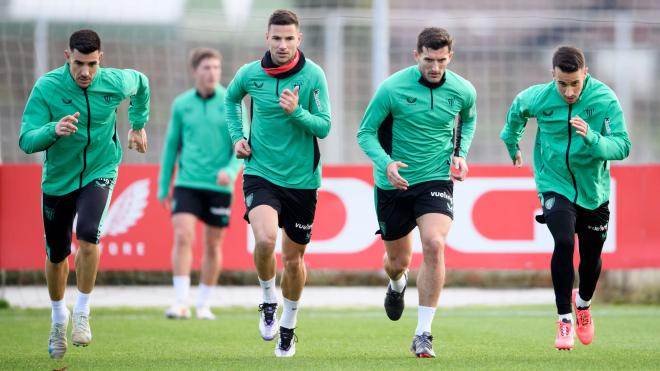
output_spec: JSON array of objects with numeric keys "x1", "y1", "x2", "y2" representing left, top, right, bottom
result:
[
  {"x1": 158, "y1": 48, "x2": 248, "y2": 320},
  {"x1": 19, "y1": 29, "x2": 150, "y2": 359},
  {"x1": 500, "y1": 46, "x2": 631, "y2": 350},
  {"x1": 357, "y1": 27, "x2": 477, "y2": 358},
  {"x1": 225, "y1": 9, "x2": 331, "y2": 357}
]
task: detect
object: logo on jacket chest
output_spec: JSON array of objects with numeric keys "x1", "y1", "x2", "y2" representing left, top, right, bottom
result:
[
  {"x1": 61, "y1": 97, "x2": 73, "y2": 105},
  {"x1": 406, "y1": 97, "x2": 417, "y2": 104},
  {"x1": 253, "y1": 81, "x2": 264, "y2": 89},
  {"x1": 583, "y1": 107, "x2": 595, "y2": 118},
  {"x1": 103, "y1": 95, "x2": 113, "y2": 104}
]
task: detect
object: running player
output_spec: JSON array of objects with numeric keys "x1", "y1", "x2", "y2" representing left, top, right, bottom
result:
[
  {"x1": 225, "y1": 9, "x2": 331, "y2": 357},
  {"x1": 19, "y1": 29, "x2": 150, "y2": 359},
  {"x1": 158, "y1": 48, "x2": 248, "y2": 320},
  {"x1": 357, "y1": 27, "x2": 477, "y2": 358},
  {"x1": 500, "y1": 46, "x2": 631, "y2": 350}
]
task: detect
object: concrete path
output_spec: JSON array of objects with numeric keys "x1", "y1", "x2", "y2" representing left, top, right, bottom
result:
[{"x1": 2, "y1": 286, "x2": 554, "y2": 308}]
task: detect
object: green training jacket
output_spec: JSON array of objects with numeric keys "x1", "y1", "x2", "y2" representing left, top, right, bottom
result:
[
  {"x1": 158, "y1": 86, "x2": 248, "y2": 201},
  {"x1": 500, "y1": 74, "x2": 631, "y2": 209},
  {"x1": 357, "y1": 66, "x2": 477, "y2": 190},
  {"x1": 19, "y1": 63, "x2": 150, "y2": 196},
  {"x1": 225, "y1": 58, "x2": 331, "y2": 189}
]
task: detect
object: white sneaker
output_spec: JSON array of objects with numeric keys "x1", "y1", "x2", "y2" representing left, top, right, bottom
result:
[
  {"x1": 165, "y1": 304, "x2": 191, "y2": 319},
  {"x1": 274, "y1": 327, "x2": 297, "y2": 357},
  {"x1": 48, "y1": 312, "x2": 69, "y2": 359},
  {"x1": 196, "y1": 306, "x2": 216, "y2": 320},
  {"x1": 258, "y1": 303, "x2": 279, "y2": 341},
  {"x1": 72, "y1": 312, "x2": 92, "y2": 346}
]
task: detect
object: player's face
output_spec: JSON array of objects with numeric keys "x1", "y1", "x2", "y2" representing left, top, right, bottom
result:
[
  {"x1": 65, "y1": 49, "x2": 102, "y2": 89},
  {"x1": 553, "y1": 66, "x2": 588, "y2": 104},
  {"x1": 414, "y1": 46, "x2": 453, "y2": 84},
  {"x1": 266, "y1": 24, "x2": 302, "y2": 66},
  {"x1": 193, "y1": 57, "x2": 221, "y2": 94}
]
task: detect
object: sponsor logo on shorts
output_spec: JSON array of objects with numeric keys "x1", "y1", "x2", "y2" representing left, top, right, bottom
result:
[
  {"x1": 379, "y1": 222, "x2": 387, "y2": 236},
  {"x1": 210, "y1": 207, "x2": 230, "y2": 216},
  {"x1": 430, "y1": 191, "x2": 452, "y2": 201},
  {"x1": 587, "y1": 224, "x2": 608, "y2": 232},
  {"x1": 295, "y1": 223, "x2": 312, "y2": 230},
  {"x1": 545, "y1": 197, "x2": 555, "y2": 210},
  {"x1": 245, "y1": 193, "x2": 254, "y2": 208}
]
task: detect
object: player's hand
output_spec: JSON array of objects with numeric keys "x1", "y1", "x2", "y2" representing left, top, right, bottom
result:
[
  {"x1": 160, "y1": 195, "x2": 172, "y2": 210},
  {"x1": 279, "y1": 85, "x2": 299, "y2": 114},
  {"x1": 386, "y1": 161, "x2": 409, "y2": 190},
  {"x1": 217, "y1": 170, "x2": 231, "y2": 186},
  {"x1": 55, "y1": 112, "x2": 80, "y2": 136},
  {"x1": 513, "y1": 150, "x2": 523, "y2": 167},
  {"x1": 451, "y1": 156, "x2": 469, "y2": 181},
  {"x1": 234, "y1": 139, "x2": 251, "y2": 159},
  {"x1": 128, "y1": 128, "x2": 148, "y2": 153},
  {"x1": 570, "y1": 115, "x2": 589, "y2": 138}
]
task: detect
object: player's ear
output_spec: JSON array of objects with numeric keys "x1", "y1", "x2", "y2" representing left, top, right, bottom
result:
[
  {"x1": 413, "y1": 49, "x2": 419, "y2": 62},
  {"x1": 99, "y1": 51, "x2": 104, "y2": 63},
  {"x1": 64, "y1": 49, "x2": 70, "y2": 61}
]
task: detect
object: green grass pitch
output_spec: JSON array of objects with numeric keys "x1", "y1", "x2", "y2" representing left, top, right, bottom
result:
[{"x1": 1, "y1": 305, "x2": 659, "y2": 370}]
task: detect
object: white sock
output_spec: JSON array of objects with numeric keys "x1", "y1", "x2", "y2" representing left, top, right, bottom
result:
[
  {"x1": 196, "y1": 283, "x2": 213, "y2": 309},
  {"x1": 173, "y1": 275, "x2": 190, "y2": 306},
  {"x1": 558, "y1": 313, "x2": 573, "y2": 323},
  {"x1": 575, "y1": 292, "x2": 591, "y2": 309},
  {"x1": 389, "y1": 271, "x2": 408, "y2": 293},
  {"x1": 73, "y1": 290, "x2": 91, "y2": 315},
  {"x1": 258, "y1": 276, "x2": 278, "y2": 304},
  {"x1": 51, "y1": 299, "x2": 69, "y2": 324},
  {"x1": 415, "y1": 306, "x2": 436, "y2": 335},
  {"x1": 280, "y1": 297, "x2": 299, "y2": 329}
]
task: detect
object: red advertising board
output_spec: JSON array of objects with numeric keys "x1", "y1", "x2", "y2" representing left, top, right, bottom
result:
[{"x1": 1, "y1": 164, "x2": 658, "y2": 271}]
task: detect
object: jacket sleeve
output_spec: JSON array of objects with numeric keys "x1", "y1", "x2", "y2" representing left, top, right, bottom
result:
[
  {"x1": 225, "y1": 66, "x2": 249, "y2": 145},
  {"x1": 583, "y1": 98, "x2": 631, "y2": 161},
  {"x1": 222, "y1": 101, "x2": 249, "y2": 181},
  {"x1": 287, "y1": 69, "x2": 331, "y2": 139},
  {"x1": 500, "y1": 87, "x2": 535, "y2": 160},
  {"x1": 356, "y1": 83, "x2": 393, "y2": 174},
  {"x1": 118, "y1": 69, "x2": 150, "y2": 129},
  {"x1": 157, "y1": 102, "x2": 182, "y2": 201},
  {"x1": 19, "y1": 85, "x2": 59, "y2": 154},
  {"x1": 455, "y1": 84, "x2": 478, "y2": 158}
]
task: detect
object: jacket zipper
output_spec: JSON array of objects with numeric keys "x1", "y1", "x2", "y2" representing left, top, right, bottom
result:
[
  {"x1": 79, "y1": 89, "x2": 92, "y2": 188},
  {"x1": 275, "y1": 78, "x2": 280, "y2": 97},
  {"x1": 566, "y1": 105, "x2": 578, "y2": 203}
]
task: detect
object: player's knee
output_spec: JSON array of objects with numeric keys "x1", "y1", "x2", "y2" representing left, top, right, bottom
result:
[
  {"x1": 48, "y1": 245, "x2": 71, "y2": 264},
  {"x1": 76, "y1": 224, "x2": 101, "y2": 245},
  {"x1": 387, "y1": 253, "x2": 411, "y2": 272},
  {"x1": 254, "y1": 232, "x2": 277, "y2": 252},
  {"x1": 173, "y1": 228, "x2": 194, "y2": 247},
  {"x1": 282, "y1": 253, "x2": 304, "y2": 272},
  {"x1": 553, "y1": 234, "x2": 574, "y2": 251},
  {"x1": 422, "y1": 236, "x2": 446, "y2": 255}
]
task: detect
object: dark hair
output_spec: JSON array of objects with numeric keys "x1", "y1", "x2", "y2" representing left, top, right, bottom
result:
[
  {"x1": 268, "y1": 9, "x2": 299, "y2": 28},
  {"x1": 417, "y1": 27, "x2": 453, "y2": 53},
  {"x1": 189, "y1": 48, "x2": 221, "y2": 70},
  {"x1": 69, "y1": 29, "x2": 101, "y2": 54},
  {"x1": 552, "y1": 46, "x2": 585, "y2": 73}
]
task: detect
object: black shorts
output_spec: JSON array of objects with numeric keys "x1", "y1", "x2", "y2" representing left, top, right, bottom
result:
[
  {"x1": 172, "y1": 186, "x2": 232, "y2": 227},
  {"x1": 375, "y1": 180, "x2": 454, "y2": 241},
  {"x1": 42, "y1": 177, "x2": 115, "y2": 263},
  {"x1": 242, "y1": 174, "x2": 317, "y2": 245},
  {"x1": 539, "y1": 192, "x2": 610, "y2": 234}
]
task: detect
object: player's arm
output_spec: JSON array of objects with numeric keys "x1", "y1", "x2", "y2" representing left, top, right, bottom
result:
[
  {"x1": 356, "y1": 84, "x2": 394, "y2": 174},
  {"x1": 225, "y1": 66, "x2": 249, "y2": 147},
  {"x1": 572, "y1": 98, "x2": 631, "y2": 161},
  {"x1": 221, "y1": 101, "x2": 250, "y2": 182},
  {"x1": 451, "y1": 85, "x2": 477, "y2": 181},
  {"x1": 283, "y1": 70, "x2": 331, "y2": 139},
  {"x1": 157, "y1": 102, "x2": 183, "y2": 203},
  {"x1": 500, "y1": 87, "x2": 535, "y2": 166},
  {"x1": 19, "y1": 86, "x2": 57, "y2": 154},
  {"x1": 117, "y1": 69, "x2": 151, "y2": 130}
]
